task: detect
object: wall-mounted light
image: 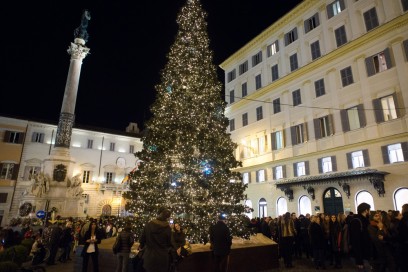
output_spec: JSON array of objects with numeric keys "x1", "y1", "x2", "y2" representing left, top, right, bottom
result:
[{"x1": 339, "y1": 182, "x2": 350, "y2": 198}]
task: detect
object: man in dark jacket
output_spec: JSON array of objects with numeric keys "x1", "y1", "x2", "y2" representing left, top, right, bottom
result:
[
  {"x1": 115, "y1": 222, "x2": 134, "y2": 272},
  {"x1": 46, "y1": 221, "x2": 63, "y2": 265},
  {"x1": 139, "y1": 207, "x2": 177, "y2": 272},
  {"x1": 350, "y1": 202, "x2": 372, "y2": 271},
  {"x1": 209, "y1": 214, "x2": 232, "y2": 272}
]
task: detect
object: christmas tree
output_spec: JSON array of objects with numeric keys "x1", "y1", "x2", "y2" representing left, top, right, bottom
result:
[{"x1": 123, "y1": 0, "x2": 252, "y2": 244}]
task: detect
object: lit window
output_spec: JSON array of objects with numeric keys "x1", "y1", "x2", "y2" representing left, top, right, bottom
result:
[
  {"x1": 388, "y1": 143, "x2": 404, "y2": 163},
  {"x1": 366, "y1": 49, "x2": 392, "y2": 76},
  {"x1": 297, "y1": 162, "x2": 306, "y2": 177},
  {"x1": 267, "y1": 40, "x2": 279, "y2": 57},
  {"x1": 322, "y1": 157, "x2": 332, "y2": 173},
  {"x1": 257, "y1": 169, "x2": 266, "y2": 182},
  {"x1": 275, "y1": 166, "x2": 283, "y2": 180},
  {"x1": 327, "y1": 0, "x2": 345, "y2": 19},
  {"x1": 242, "y1": 172, "x2": 250, "y2": 184},
  {"x1": 272, "y1": 130, "x2": 284, "y2": 150},
  {"x1": 381, "y1": 95, "x2": 398, "y2": 121},
  {"x1": 351, "y1": 151, "x2": 365, "y2": 168},
  {"x1": 259, "y1": 198, "x2": 267, "y2": 217}
]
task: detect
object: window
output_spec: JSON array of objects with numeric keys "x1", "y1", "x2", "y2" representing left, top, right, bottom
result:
[
  {"x1": 242, "y1": 113, "x2": 248, "y2": 127},
  {"x1": 259, "y1": 198, "x2": 267, "y2": 217},
  {"x1": 363, "y1": 7, "x2": 379, "y2": 31},
  {"x1": 129, "y1": 145, "x2": 134, "y2": 154},
  {"x1": 292, "y1": 89, "x2": 301, "y2": 106},
  {"x1": 340, "y1": 66, "x2": 354, "y2": 87},
  {"x1": 252, "y1": 51, "x2": 262, "y2": 67},
  {"x1": 24, "y1": 166, "x2": 41, "y2": 180},
  {"x1": 0, "y1": 163, "x2": 15, "y2": 180},
  {"x1": 86, "y1": 139, "x2": 93, "y2": 149},
  {"x1": 373, "y1": 94, "x2": 399, "y2": 123},
  {"x1": 299, "y1": 196, "x2": 312, "y2": 216},
  {"x1": 335, "y1": 25, "x2": 347, "y2": 47},
  {"x1": 239, "y1": 61, "x2": 248, "y2": 75},
  {"x1": 267, "y1": 40, "x2": 279, "y2": 57},
  {"x1": 310, "y1": 41, "x2": 321, "y2": 60},
  {"x1": 242, "y1": 83, "x2": 247, "y2": 97},
  {"x1": 356, "y1": 191, "x2": 375, "y2": 211},
  {"x1": 365, "y1": 48, "x2": 393, "y2": 76},
  {"x1": 277, "y1": 197, "x2": 288, "y2": 216},
  {"x1": 256, "y1": 106, "x2": 263, "y2": 121},
  {"x1": 341, "y1": 105, "x2": 366, "y2": 131},
  {"x1": 271, "y1": 64, "x2": 279, "y2": 82},
  {"x1": 271, "y1": 130, "x2": 284, "y2": 150},
  {"x1": 242, "y1": 172, "x2": 250, "y2": 184},
  {"x1": 273, "y1": 98, "x2": 281, "y2": 114},
  {"x1": 0, "y1": 193, "x2": 7, "y2": 203},
  {"x1": 227, "y1": 69, "x2": 236, "y2": 82},
  {"x1": 291, "y1": 123, "x2": 308, "y2": 145},
  {"x1": 403, "y1": 0, "x2": 408, "y2": 12},
  {"x1": 394, "y1": 188, "x2": 408, "y2": 212},
  {"x1": 289, "y1": 53, "x2": 298, "y2": 71},
  {"x1": 258, "y1": 135, "x2": 267, "y2": 154},
  {"x1": 318, "y1": 156, "x2": 337, "y2": 173},
  {"x1": 327, "y1": 0, "x2": 345, "y2": 19},
  {"x1": 3, "y1": 131, "x2": 24, "y2": 144},
  {"x1": 382, "y1": 143, "x2": 408, "y2": 164},
  {"x1": 347, "y1": 150, "x2": 370, "y2": 169},
  {"x1": 314, "y1": 79, "x2": 325, "y2": 97},
  {"x1": 273, "y1": 165, "x2": 286, "y2": 180},
  {"x1": 294, "y1": 161, "x2": 309, "y2": 177},
  {"x1": 109, "y1": 142, "x2": 115, "y2": 151},
  {"x1": 229, "y1": 90, "x2": 235, "y2": 104},
  {"x1": 229, "y1": 119, "x2": 235, "y2": 131},
  {"x1": 83, "y1": 170, "x2": 91, "y2": 183},
  {"x1": 304, "y1": 13, "x2": 320, "y2": 33},
  {"x1": 314, "y1": 115, "x2": 333, "y2": 139},
  {"x1": 256, "y1": 169, "x2": 266, "y2": 182},
  {"x1": 255, "y1": 74, "x2": 262, "y2": 90},
  {"x1": 105, "y1": 172, "x2": 113, "y2": 183},
  {"x1": 31, "y1": 132, "x2": 44, "y2": 143},
  {"x1": 240, "y1": 139, "x2": 251, "y2": 158},
  {"x1": 284, "y1": 28, "x2": 298, "y2": 46}
]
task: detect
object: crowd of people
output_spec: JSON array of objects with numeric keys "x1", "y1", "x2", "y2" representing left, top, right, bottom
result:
[{"x1": 251, "y1": 203, "x2": 408, "y2": 271}]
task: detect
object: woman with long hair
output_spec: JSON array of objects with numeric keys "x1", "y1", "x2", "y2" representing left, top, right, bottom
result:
[{"x1": 81, "y1": 220, "x2": 103, "y2": 272}]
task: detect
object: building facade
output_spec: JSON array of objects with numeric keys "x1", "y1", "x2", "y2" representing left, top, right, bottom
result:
[
  {"x1": 221, "y1": 0, "x2": 408, "y2": 218},
  {"x1": 0, "y1": 116, "x2": 142, "y2": 226}
]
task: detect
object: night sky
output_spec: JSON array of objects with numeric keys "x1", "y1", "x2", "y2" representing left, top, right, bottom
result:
[{"x1": 1, "y1": 0, "x2": 302, "y2": 132}]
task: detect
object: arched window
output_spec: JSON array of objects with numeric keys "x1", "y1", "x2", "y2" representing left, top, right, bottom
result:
[
  {"x1": 299, "y1": 195, "x2": 312, "y2": 216},
  {"x1": 259, "y1": 198, "x2": 267, "y2": 218},
  {"x1": 245, "y1": 200, "x2": 253, "y2": 218},
  {"x1": 277, "y1": 197, "x2": 288, "y2": 216},
  {"x1": 394, "y1": 188, "x2": 408, "y2": 212},
  {"x1": 356, "y1": 191, "x2": 375, "y2": 212},
  {"x1": 102, "y1": 204, "x2": 112, "y2": 216}
]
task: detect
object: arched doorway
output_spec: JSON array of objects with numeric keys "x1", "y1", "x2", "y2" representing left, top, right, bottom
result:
[
  {"x1": 259, "y1": 198, "x2": 267, "y2": 218},
  {"x1": 323, "y1": 187, "x2": 344, "y2": 215},
  {"x1": 102, "y1": 204, "x2": 112, "y2": 216}
]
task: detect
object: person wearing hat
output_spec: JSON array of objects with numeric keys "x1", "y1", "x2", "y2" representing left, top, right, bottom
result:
[
  {"x1": 139, "y1": 207, "x2": 178, "y2": 272},
  {"x1": 209, "y1": 214, "x2": 232, "y2": 272}
]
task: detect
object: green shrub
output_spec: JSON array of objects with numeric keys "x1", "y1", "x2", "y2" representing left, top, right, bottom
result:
[{"x1": 0, "y1": 261, "x2": 18, "y2": 272}]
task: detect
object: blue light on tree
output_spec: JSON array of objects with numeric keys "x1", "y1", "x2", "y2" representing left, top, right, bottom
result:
[{"x1": 199, "y1": 160, "x2": 213, "y2": 176}]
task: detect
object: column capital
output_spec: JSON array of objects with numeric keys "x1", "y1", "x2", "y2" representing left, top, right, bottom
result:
[{"x1": 67, "y1": 41, "x2": 90, "y2": 60}]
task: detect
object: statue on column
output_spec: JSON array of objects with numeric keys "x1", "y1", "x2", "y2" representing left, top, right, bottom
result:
[{"x1": 74, "y1": 10, "x2": 91, "y2": 42}]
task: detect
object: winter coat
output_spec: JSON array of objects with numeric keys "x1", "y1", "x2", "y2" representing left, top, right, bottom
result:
[
  {"x1": 117, "y1": 229, "x2": 134, "y2": 254},
  {"x1": 309, "y1": 222, "x2": 325, "y2": 250},
  {"x1": 140, "y1": 218, "x2": 174, "y2": 272},
  {"x1": 329, "y1": 221, "x2": 342, "y2": 252},
  {"x1": 349, "y1": 214, "x2": 372, "y2": 266},
  {"x1": 209, "y1": 220, "x2": 232, "y2": 256}
]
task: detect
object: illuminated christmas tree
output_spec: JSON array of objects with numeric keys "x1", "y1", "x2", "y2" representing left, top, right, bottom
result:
[{"x1": 123, "y1": 0, "x2": 252, "y2": 243}]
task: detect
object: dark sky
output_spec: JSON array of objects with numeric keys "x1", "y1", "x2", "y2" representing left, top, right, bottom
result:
[{"x1": 1, "y1": 0, "x2": 302, "y2": 132}]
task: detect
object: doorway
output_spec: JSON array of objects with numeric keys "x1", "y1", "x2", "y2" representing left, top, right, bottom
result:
[{"x1": 322, "y1": 187, "x2": 344, "y2": 215}]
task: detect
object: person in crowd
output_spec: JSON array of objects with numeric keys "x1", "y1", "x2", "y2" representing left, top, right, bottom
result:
[
  {"x1": 73, "y1": 221, "x2": 82, "y2": 253},
  {"x1": 139, "y1": 207, "x2": 178, "y2": 272},
  {"x1": 299, "y1": 214, "x2": 311, "y2": 259},
  {"x1": 309, "y1": 215, "x2": 326, "y2": 270},
  {"x1": 397, "y1": 203, "x2": 408, "y2": 272},
  {"x1": 269, "y1": 217, "x2": 279, "y2": 243},
  {"x1": 82, "y1": 220, "x2": 103, "y2": 272},
  {"x1": 292, "y1": 213, "x2": 302, "y2": 258},
  {"x1": 329, "y1": 214, "x2": 343, "y2": 269},
  {"x1": 105, "y1": 222, "x2": 112, "y2": 238},
  {"x1": 46, "y1": 221, "x2": 62, "y2": 265},
  {"x1": 115, "y1": 222, "x2": 134, "y2": 272},
  {"x1": 172, "y1": 222, "x2": 188, "y2": 267},
  {"x1": 261, "y1": 217, "x2": 272, "y2": 239},
  {"x1": 349, "y1": 202, "x2": 372, "y2": 271},
  {"x1": 210, "y1": 214, "x2": 232, "y2": 272},
  {"x1": 279, "y1": 212, "x2": 296, "y2": 268},
  {"x1": 59, "y1": 220, "x2": 74, "y2": 262}
]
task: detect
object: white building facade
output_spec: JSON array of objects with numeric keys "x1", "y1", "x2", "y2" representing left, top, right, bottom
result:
[{"x1": 221, "y1": 0, "x2": 408, "y2": 218}]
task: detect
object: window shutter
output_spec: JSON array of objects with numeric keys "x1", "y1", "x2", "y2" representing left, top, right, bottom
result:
[
  {"x1": 256, "y1": 171, "x2": 259, "y2": 183},
  {"x1": 381, "y1": 145, "x2": 390, "y2": 164},
  {"x1": 282, "y1": 129, "x2": 285, "y2": 148},
  {"x1": 304, "y1": 20, "x2": 309, "y2": 33},
  {"x1": 403, "y1": 40, "x2": 408, "y2": 61},
  {"x1": 284, "y1": 33, "x2": 289, "y2": 46},
  {"x1": 303, "y1": 122, "x2": 308, "y2": 142},
  {"x1": 346, "y1": 152, "x2": 353, "y2": 169},
  {"x1": 401, "y1": 142, "x2": 408, "y2": 162},
  {"x1": 339, "y1": 0, "x2": 345, "y2": 11},
  {"x1": 282, "y1": 165, "x2": 286, "y2": 178},
  {"x1": 393, "y1": 92, "x2": 404, "y2": 118},
  {"x1": 18, "y1": 133, "x2": 24, "y2": 144},
  {"x1": 276, "y1": 40, "x2": 279, "y2": 52},
  {"x1": 327, "y1": 4, "x2": 334, "y2": 19},
  {"x1": 293, "y1": 163, "x2": 297, "y2": 177},
  {"x1": 272, "y1": 167, "x2": 276, "y2": 180},
  {"x1": 294, "y1": 28, "x2": 298, "y2": 40},
  {"x1": 372, "y1": 98, "x2": 384, "y2": 123},
  {"x1": 365, "y1": 57, "x2": 375, "y2": 77},
  {"x1": 315, "y1": 13, "x2": 320, "y2": 26},
  {"x1": 248, "y1": 173, "x2": 251, "y2": 183},
  {"x1": 357, "y1": 104, "x2": 367, "y2": 127},
  {"x1": 318, "y1": 158, "x2": 323, "y2": 173},
  {"x1": 363, "y1": 149, "x2": 371, "y2": 166},
  {"x1": 31, "y1": 133, "x2": 36, "y2": 142},
  {"x1": 383, "y1": 48, "x2": 393, "y2": 68},
  {"x1": 0, "y1": 163, "x2": 3, "y2": 173},
  {"x1": 314, "y1": 118, "x2": 321, "y2": 139},
  {"x1": 271, "y1": 133, "x2": 277, "y2": 150},
  {"x1": 305, "y1": 161, "x2": 310, "y2": 175},
  {"x1": 12, "y1": 164, "x2": 19, "y2": 180},
  {"x1": 291, "y1": 126, "x2": 296, "y2": 145},
  {"x1": 331, "y1": 156, "x2": 337, "y2": 172},
  {"x1": 4, "y1": 131, "x2": 10, "y2": 142},
  {"x1": 340, "y1": 109, "x2": 350, "y2": 132},
  {"x1": 328, "y1": 114, "x2": 334, "y2": 135}
]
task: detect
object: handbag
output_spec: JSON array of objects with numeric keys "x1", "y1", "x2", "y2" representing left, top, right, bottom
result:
[{"x1": 112, "y1": 235, "x2": 121, "y2": 254}]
